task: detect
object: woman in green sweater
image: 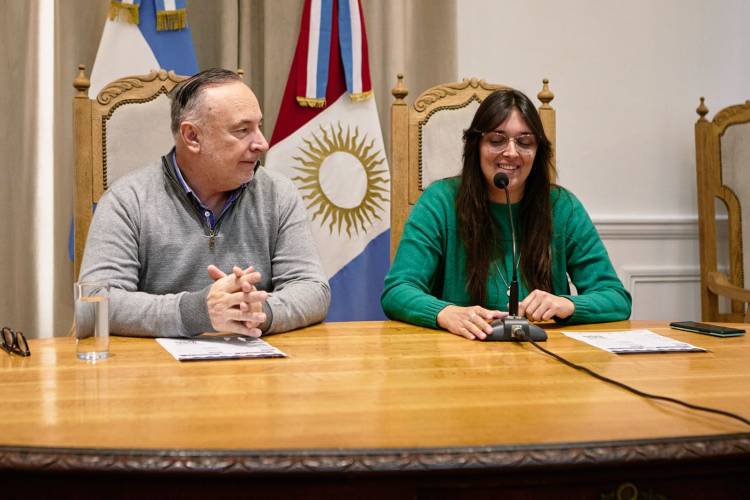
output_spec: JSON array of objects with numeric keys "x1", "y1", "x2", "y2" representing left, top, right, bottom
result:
[{"x1": 381, "y1": 88, "x2": 631, "y2": 340}]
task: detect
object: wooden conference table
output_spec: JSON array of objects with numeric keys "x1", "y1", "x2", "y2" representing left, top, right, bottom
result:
[{"x1": 1, "y1": 320, "x2": 749, "y2": 498}]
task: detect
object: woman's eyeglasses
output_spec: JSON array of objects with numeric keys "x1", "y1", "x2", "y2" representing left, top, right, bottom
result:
[
  {"x1": 482, "y1": 131, "x2": 538, "y2": 155},
  {"x1": 1, "y1": 327, "x2": 30, "y2": 357}
]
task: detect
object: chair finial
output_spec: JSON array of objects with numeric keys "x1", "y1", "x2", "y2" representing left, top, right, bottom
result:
[
  {"x1": 392, "y1": 73, "x2": 408, "y2": 102},
  {"x1": 537, "y1": 78, "x2": 554, "y2": 108},
  {"x1": 697, "y1": 97, "x2": 708, "y2": 121},
  {"x1": 73, "y1": 64, "x2": 90, "y2": 96},
  {"x1": 237, "y1": 68, "x2": 245, "y2": 80}
]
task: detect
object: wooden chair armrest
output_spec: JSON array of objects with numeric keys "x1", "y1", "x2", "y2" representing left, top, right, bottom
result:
[{"x1": 707, "y1": 271, "x2": 750, "y2": 302}]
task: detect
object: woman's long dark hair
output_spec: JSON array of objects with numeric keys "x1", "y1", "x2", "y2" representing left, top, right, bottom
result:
[{"x1": 456, "y1": 89, "x2": 554, "y2": 306}]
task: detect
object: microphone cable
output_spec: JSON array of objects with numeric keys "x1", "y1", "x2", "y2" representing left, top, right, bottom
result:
[
  {"x1": 489, "y1": 172, "x2": 748, "y2": 426},
  {"x1": 523, "y1": 335, "x2": 750, "y2": 428}
]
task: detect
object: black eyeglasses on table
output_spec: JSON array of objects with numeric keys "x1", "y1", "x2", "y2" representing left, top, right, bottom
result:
[{"x1": 1, "y1": 326, "x2": 30, "y2": 357}]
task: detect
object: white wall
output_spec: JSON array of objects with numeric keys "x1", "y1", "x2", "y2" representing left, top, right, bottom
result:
[{"x1": 457, "y1": 0, "x2": 750, "y2": 320}]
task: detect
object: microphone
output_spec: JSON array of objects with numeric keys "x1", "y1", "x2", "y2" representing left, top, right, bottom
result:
[
  {"x1": 493, "y1": 172, "x2": 509, "y2": 189},
  {"x1": 485, "y1": 172, "x2": 547, "y2": 342}
]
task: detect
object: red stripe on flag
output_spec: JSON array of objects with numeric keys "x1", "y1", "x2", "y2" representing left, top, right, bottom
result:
[
  {"x1": 294, "y1": 0, "x2": 312, "y2": 106},
  {"x1": 271, "y1": 0, "x2": 347, "y2": 145},
  {"x1": 356, "y1": 0, "x2": 371, "y2": 93}
]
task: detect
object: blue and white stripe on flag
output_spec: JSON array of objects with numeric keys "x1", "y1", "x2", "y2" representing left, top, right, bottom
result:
[
  {"x1": 89, "y1": 0, "x2": 197, "y2": 97},
  {"x1": 307, "y1": 0, "x2": 333, "y2": 103},
  {"x1": 338, "y1": 0, "x2": 363, "y2": 96}
]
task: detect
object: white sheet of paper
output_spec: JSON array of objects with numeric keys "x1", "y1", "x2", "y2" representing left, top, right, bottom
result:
[
  {"x1": 157, "y1": 335, "x2": 287, "y2": 361},
  {"x1": 562, "y1": 329, "x2": 706, "y2": 354}
]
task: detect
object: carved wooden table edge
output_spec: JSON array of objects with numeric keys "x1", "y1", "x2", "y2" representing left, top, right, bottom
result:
[{"x1": 1, "y1": 433, "x2": 748, "y2": 475}]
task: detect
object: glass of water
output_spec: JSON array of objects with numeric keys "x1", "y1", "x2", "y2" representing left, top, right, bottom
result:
[{"x1": 74, "y1": 281, "x2": 110, "y2": 361}]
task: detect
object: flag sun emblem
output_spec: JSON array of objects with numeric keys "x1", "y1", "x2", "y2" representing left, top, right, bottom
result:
[{"x1": 292, "y1": 123, "x2": 389, "y2": 238}]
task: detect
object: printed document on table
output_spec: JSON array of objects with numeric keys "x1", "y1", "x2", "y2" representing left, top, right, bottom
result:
[
  {"x1": 157, "y1": 335, "x2": 287, "y2": 361},
  {"x1": 562, "y1": 329, "x2": 706, "y2": 354}
]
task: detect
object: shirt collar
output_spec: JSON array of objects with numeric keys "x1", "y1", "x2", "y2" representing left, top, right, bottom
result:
[
  {"x1": 172, "y1": 150, "x2": 196, "y2": 197},
  {"x1": 171, "y1": 150, "x2": 247, "y2": 220}
]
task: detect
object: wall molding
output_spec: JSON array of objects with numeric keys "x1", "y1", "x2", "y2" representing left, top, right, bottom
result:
[
  {"x1": 621, "y1": 266, "x2": 701, "y2": 294},
  {"x1": 593, "y1": 216, "x2": 698, "y2": 240},
  {"x1": 592, "y1": 215, "x2": 730, "y2": 240},
  {"x1": 621, "y1": 266, "x2": 702, "y2": 319},
  {"x1": 577, "y1": 216, "x2": 728, "y2": 319}
]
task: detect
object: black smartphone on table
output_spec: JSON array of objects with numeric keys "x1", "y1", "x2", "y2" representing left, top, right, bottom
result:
[{"x1": 669, "y1": 321, "x2": 746, "y2": 337}]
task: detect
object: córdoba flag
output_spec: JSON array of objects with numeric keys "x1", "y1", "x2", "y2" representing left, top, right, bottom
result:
[{"x1": 265, "y1": 0, "x2": 390, "y2": 321}]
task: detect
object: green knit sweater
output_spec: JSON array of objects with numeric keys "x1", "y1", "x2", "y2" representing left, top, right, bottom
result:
[{"x1": 381, "y1": 178, "x2": 631, "y2": 328}]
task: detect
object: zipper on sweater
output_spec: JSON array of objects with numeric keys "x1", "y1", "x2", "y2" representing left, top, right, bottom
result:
[
  {"x1": 207, "y1": 205, "x2": 236, "y2": 250},
  {"x1": 203, "y1": 210, "x2": 220, "y2": 250},
  {"x1": 208, "y1": 229, "x2": 216, "y2": 250},
  {"x1": 161, "y1": 155, "x2": 239, "y2": 251}
]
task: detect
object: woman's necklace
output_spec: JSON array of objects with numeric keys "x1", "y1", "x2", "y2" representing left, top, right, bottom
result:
[{"x1": 495, "y1": 255, "x2": 520, "y2": 297}]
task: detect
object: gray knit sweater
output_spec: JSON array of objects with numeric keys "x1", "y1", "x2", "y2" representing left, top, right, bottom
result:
[{"x1": 78, "y1": 153, "x2": 330, "y2": 337}]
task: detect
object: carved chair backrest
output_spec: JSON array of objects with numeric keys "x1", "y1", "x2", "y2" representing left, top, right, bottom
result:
[
  {"x1": 388, "y1": 75, "x2": 557, "y2": 258},
  {"x1": 72, "y1": 66, "x2": 187, "y2": 278},
  {"x1": 695, "y1": 98, "x2": 750, "y2": 321}
]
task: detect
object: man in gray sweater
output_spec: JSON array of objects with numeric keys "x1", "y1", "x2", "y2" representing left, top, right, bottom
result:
[{"x1": 78, "y1": 68, "x2": 330, "y2": 338}]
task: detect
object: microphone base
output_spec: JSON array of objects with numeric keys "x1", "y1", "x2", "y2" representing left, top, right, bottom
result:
[{"x1": 486, "y1": 317, "x2": 547, "y2": 342}]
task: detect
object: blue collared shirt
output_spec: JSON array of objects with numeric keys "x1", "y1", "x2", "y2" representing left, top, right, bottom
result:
[{"x1": 172, "y1": 152, "x2": 244, "y2": 230}]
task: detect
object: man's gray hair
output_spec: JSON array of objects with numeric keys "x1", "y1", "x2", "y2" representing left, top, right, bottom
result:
[{"x1": 169, "y1": 68, "x2": 242, "y2": 135}]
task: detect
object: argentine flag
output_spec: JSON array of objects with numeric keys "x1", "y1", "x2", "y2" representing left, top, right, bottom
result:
[
  {"x1": 89, "y1": 0, "x2": 198, "y2": 97},
  {"x1": 70, "y1": 0, "x2": 198, "y2": 262},
  {"x1": 266, "y1": 0, "x2": 390, "y2": 322}
]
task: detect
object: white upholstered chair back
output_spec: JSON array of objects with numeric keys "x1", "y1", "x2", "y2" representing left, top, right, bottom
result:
[
  {"x1": 104, "y1": 93, "x2": 174, "y2": 186},
  {"x1": 73, "y1": 66, "x2": 187, "y2": 277}
]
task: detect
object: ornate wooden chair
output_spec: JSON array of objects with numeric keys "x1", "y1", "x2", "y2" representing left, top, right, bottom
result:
[
  {"x1": 695, "y1": 97, "x2": 750, "y2": 321},
  {"x1": 389, "y1": 75, "x2": 557, "y2": 258},
  {"x1": 72, "y1": 65, "x2": 187, "y2": 278}
]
